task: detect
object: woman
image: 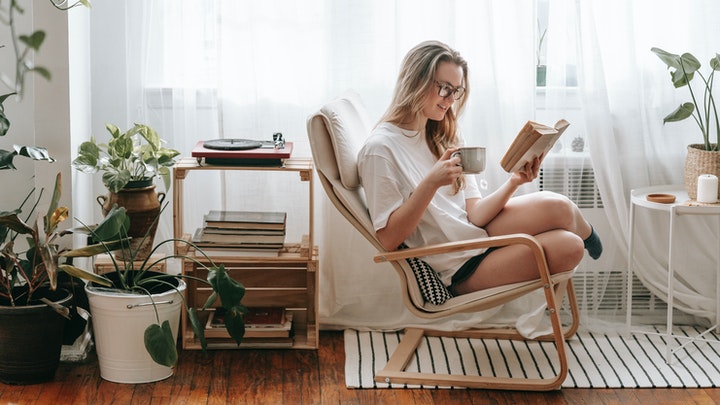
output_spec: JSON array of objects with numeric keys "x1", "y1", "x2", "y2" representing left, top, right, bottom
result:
[{"x1": 357, "y1": 40, "x2": 601, "y2": 296}]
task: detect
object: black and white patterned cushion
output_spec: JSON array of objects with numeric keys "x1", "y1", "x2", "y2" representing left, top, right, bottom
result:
[{"x1": 406, "y1": 256, "x2": 453, "y2": 305}]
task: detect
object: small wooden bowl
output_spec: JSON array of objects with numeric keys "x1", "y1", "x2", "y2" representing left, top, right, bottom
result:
[{"x1": 646, "y1": 193, "x2": 676, "y2": 204}]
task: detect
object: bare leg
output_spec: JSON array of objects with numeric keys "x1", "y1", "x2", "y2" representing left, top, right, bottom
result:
[
  {"x1": 453, "y1": 229, "x2": 583, "y2": 293},
  {"x1": 484, "y1": 191, "x2": 592, "y2": 239},
  {"x1": 453, "y1": 191, "x2": 589, "y2": 294}
]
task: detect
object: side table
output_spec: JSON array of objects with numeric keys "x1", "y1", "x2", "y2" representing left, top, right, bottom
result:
[{"x1": 626, "y1": 185, "x2": 720, "y2": 363}]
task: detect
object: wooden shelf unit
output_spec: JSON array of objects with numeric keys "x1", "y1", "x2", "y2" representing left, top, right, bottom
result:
[{"x1": 173, "y1": 157, "x2": 318, "y2": 350}]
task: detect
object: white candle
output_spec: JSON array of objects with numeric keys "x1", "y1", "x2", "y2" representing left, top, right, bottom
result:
[{"x1": 697, "y1": 174, "x2": 719, "y2": 203}]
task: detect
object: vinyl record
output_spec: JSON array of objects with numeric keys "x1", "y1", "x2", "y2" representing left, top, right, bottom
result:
[{"x1": 202, "y1": 139, "x2": 263, "y2": 150}]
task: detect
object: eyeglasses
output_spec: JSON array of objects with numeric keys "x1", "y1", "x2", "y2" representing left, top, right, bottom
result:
[{"x1": 434, "y1": 80, "x2": 465, "y2": 100}]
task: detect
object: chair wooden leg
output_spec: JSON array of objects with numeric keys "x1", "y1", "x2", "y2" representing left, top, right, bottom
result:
[
  {"x1": 374, "y1": 277, "x2": 578, "y2": 390},
  {"x1": 374, "y1": 326, "x2": 568, "y2": 390}
]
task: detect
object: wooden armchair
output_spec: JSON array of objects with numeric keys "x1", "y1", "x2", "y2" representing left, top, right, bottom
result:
[{"x1": 306, "y1": 91, "x2": 579, "y2": 390}]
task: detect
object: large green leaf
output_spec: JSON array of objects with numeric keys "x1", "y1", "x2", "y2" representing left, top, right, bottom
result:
[
  {"x1": 208, "y1": 265, "x2": 246, "y2": 311},
  {"x1": 207, "y1": 265, "x2": 247, "y2": 344},
  {"x1": 144, "y1": 321, "x2": 178, "y2": 367},
  {"x1": 90, "y1": 205, "x2": 131, "y2": 242},
  {"x1": 663, "y1": 102, "x2": 695, "y2": 123},
  {"x1": 59, "y1": 239, "x2": 128, "y2": 257}
]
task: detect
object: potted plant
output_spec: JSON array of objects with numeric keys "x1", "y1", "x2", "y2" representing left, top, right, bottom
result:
[
  {"x1": 651, "y1": 47, "x2": 720, "y2": 200},
  {"x1": 536, "y1": 21, "x2": 548, "y2": 87},
  {"x1": 59, "y1": 204, "x2": 248, "y2": 384},
  {"x1": 0, "y1": 171, "x2": 81, "y2": 385},
  {"x1": 72, "y1": 123, "x2": 181, "y2": 259},
  {"x1": 0, "y1": 0, "x2": 92, "y2": 384}
]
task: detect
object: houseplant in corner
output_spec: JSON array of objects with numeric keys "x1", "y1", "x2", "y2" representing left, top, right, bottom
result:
[
  {"x1": 0, "y1": 171, "x2": 79, "y2": 385},
  {"x1": 59, "y1": 204, "x2": 248, "y2": 384},
  {"x1": 72, "y1": 123, "x2": 181, "y2": 260},
  {"x1": 0, "y1": 0, "x2": 92, "y2": 385},
  {"x1": 651, "y1": 47, "x2": 720, "y2": 200}
]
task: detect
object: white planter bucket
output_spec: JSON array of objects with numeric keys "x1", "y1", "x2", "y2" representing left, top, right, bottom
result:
[{"x1": 85, "y1": 279, "x2": 186, "y2": 383}]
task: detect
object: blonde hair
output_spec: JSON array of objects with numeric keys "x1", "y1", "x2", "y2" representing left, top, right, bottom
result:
[{"x1": 381, "y1": 40, "x2": 469, "y2": 193}]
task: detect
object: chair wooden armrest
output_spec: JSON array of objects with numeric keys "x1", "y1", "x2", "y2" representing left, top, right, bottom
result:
[{"x1": 374, "y1": 233, "x2": 544, "y2": 263}]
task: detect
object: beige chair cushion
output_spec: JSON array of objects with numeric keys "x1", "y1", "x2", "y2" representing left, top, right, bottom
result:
[{"x1": 316, "y1": 90, "x2": 371, "y2": 190}]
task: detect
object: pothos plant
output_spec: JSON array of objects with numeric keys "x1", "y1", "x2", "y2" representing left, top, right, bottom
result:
[
  {"x1": 652, "y1": 47, "x2": 720, "y2": 151},
  {"x1": 72, "y1": 123, "x2": 181, "y2": 193},
  {"x1": 58, "y1": 204, "x2": 248, "y2": 367}
]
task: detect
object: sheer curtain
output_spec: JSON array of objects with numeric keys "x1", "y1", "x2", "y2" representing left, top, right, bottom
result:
[
  {"x1": 84, "y1": 0, "x2": 719, "y2": 331},
  {"x1": 576, "y1": 0, "x2": 720, "y2": 325}
]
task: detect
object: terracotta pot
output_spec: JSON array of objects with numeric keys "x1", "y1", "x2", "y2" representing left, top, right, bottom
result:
[
  {"x1": 97, "y1": 181, "x2": 166, "y2": 261},
  {"x1": 0, "y1": 287, "x2": 73, "y2": 385},
  {"x1": 684, "y1": 144, "x2": 720, "y2": 200}
]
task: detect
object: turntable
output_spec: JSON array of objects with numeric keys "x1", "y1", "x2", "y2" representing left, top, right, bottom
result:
[{"x1": 191, "y1": 134, "x2": 293, "y2": 166}]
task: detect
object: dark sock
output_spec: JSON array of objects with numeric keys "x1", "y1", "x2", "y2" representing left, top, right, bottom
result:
[{"x1": 583, "y1": 225, "x2": 603, "y2": 260}]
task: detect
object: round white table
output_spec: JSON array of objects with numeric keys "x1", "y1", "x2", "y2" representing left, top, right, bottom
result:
[{"x1": 626, "y1": 185, "x2": 720, "y2": 363}]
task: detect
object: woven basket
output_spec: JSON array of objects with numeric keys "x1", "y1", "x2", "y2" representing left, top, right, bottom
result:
[{"x1": 685, "y1": 144, "x2": 720, "y2": 200}]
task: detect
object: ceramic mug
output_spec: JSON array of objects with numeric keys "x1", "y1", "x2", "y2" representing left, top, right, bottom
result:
[{"x1": 451, "y1": 146, "x2": 486, "y2": 174}]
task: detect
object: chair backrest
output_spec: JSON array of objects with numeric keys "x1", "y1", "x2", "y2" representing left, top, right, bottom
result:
[{"x1": 306, "y1": 91, "x2": 436, "y2": 310}]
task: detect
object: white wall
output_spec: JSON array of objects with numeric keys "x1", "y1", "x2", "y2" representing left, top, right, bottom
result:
[{"x1": 0, "y1": 2, "x2": 78, "y2": 248}]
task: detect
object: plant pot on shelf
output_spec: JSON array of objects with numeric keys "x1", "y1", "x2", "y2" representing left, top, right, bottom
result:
[
  {"x1": 97, "y1": 179, "x2": 165, "y2": 261},
  {"x1": 536, "y1": 65, "x2": 547, "y2": 87},
  {"x1": 684, "y1": 144, "x2": 720, "y2": 200},
  {"x1": 0, "y1": 287, "x2": 73, "y2": 385},
  {"x1": 85, "y1": 271, "x2": 185, "y2": 384}
]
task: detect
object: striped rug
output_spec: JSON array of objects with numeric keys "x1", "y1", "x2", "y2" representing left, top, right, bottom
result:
[{"x1": 344, "y1": 326, "x2": 720, "y2": 388}]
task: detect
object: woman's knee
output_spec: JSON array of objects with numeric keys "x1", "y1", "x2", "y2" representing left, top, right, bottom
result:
[
  {"x1": 536, "y1": 191, "x2": 579, "y2": 228},
  {"x1": 542, "y1": 231, "x2": 584, "y2": 272}
]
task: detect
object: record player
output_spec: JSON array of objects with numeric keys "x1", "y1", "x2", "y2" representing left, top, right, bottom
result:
[{"x1": 192, "y1": 133, "x2": 293, "y2": 166}]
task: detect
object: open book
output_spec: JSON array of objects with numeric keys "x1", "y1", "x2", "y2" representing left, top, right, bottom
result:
[{"x1": 500, "y1": 119, "x2": 570, "y2": 173}]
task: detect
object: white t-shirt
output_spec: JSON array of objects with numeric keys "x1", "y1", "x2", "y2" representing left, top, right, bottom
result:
[{"x1": 357, "y1": 122, "x2": 488, "y2": 285}]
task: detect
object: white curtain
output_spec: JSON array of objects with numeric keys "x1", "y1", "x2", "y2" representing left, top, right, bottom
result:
[
  {"x1": 83, "y1": 0, "x2": 720, "y2": 331},
  {"x1": 577, "y1": 0, "x2": 720, "y2": 324}
]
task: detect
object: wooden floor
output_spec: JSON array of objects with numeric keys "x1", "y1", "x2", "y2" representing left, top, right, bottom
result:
[{"x1": 2, "y1": 330, "x2": 720, "y2": 404}]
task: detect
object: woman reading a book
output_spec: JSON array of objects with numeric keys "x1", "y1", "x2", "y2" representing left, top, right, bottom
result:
[{"x1": 357, "y1": 40, "x2": 602, "y2": 296}]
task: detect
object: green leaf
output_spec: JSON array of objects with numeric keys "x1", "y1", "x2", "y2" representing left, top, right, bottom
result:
[
  {"x1": 663, "y1": 102, "x2": 695, "y2": 123},
  {"x1": 59, "y1": 239, "x2": 128, "y2": 257},
  {"x1": 223, "y1": 305, "x2": 247, "y2": 344},
  {"x1": 0, "y1": 114, "x2": 9, "y2": 137},
  {"x1": 89, "y1": 205, "x2": 130, "y2": 242},
  {"x1": 18, "y1": 31, "x2": 46, "y2": 51},
  {"x1": 207, "y1": 265, "x2": 247, "y2": 344},
  {"x1": 208, "y1": 265, "x2": 246, "y2": 311},
  {"x1": 71, "y1": 154, "x2": 99, "y2": 173},
  {"x1": 651, "y1": 47, "x2": 681, "y2": 69},
  {"x1": 58, "y1": 264, "x2": 112, "y2": 286},
  {"x1": 14, "y1": 145, "x2": 55, "y2": 162},
  {"x1": 32, "y1": 66, "x2": 51, "y2": 81},
  {"x1": 45, "y1": 173, "x2": 63, "y2": 232},
  {"x1": 711, "y1": 54, "x2": 720, "y2": 71},
  {"x1": 0, "y1": 150, "x2": 16, "y2": 170},
  {"x1": 0, "y1": 212, "x2": 34, "y2": 234},
  {"x1": 187, "y1": 307, "x2": 208, "y2": 350},
  {"x1": 144, "y1": 321, "x2": 178, "y2": 367},
  {"x1": 103, "y1": 170, "x2": 132, "y2": 193}
]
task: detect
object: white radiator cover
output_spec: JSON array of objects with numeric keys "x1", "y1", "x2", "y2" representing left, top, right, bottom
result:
[{"x1": 539, "y1": 157, "x2": 661, "y2": 317}]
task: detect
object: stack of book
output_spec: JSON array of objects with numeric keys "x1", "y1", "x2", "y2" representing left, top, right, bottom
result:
[
  {"x1": 192, "y1": 210, "x2": 286, "y2": 256},
  {"x1": 205, "y1": 307, "x2": 293, "y2": 347}
]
